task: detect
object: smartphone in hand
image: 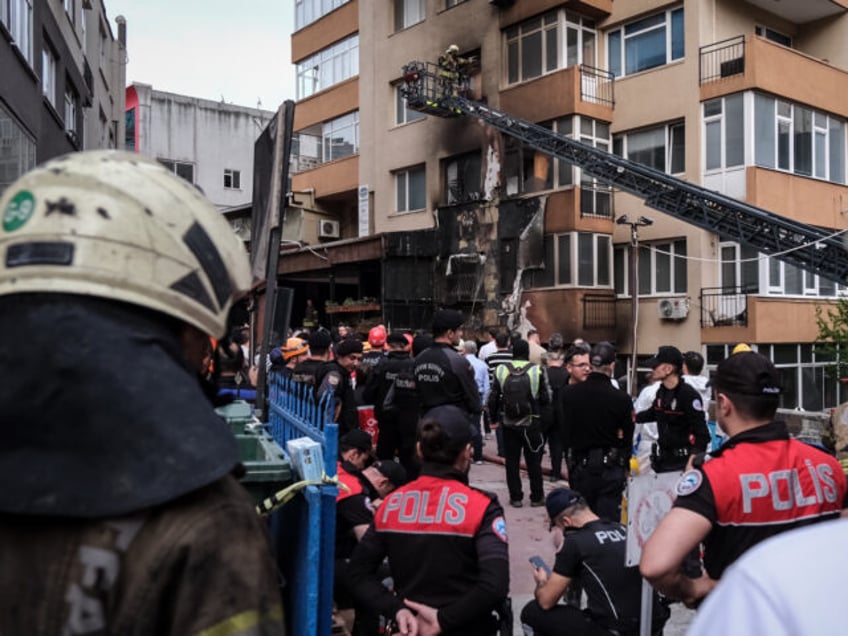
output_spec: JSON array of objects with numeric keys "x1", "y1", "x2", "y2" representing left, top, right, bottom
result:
[{"x1": 529, "y1": 555, "x2": 552, "y2": 576}]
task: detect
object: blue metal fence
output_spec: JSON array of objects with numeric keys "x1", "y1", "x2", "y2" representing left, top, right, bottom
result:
[{"x1": 267, "y1": 373, "x2": 338, "y2": 636}]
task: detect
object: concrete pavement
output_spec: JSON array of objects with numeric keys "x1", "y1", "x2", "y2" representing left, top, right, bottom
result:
[{"x1": 468, "y1": 434, "x2": 694, "y2": 634}]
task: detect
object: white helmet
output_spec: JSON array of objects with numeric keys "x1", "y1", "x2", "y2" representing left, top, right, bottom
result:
[
  {"x1": 447, "y1": 44, "x2": 460, "y2": 54},
  {"x1": 0, "y1": 150, "x2": 251, "y2": 338}
]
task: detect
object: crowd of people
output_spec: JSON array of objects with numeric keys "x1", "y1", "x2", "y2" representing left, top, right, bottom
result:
[{"x1": 4, "y1": 151, "x2": 846, "y2": 636}]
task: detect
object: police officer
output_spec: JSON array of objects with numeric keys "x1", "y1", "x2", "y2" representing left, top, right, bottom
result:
[
  {"x1": 363, "y1": 331, "x2": 412, "y2": 462},
  {"x1": 641, "y1": 351, "x2": 848, "y2": 607},
  {"x1": 636, "y1": 345, "x2": 710, "y2": 472},
  {"x1": 316, "y1": 338, "x2": 363, "y2": 436},
  {"x1": 521, "y1": 488, "x2": 668, "y2": 636},
  {"x1": 347, "y1": 405, "x2": 510, "y2": 636},
  {"x1": 0, "y1": 151, "x2": 285, "y2": 634},
  {"x1": 292, "y1": 330, "x2": 333, "y2": 387},
  {"x1": 560, "y1": 342, "x2": 633, "y2": 521}
]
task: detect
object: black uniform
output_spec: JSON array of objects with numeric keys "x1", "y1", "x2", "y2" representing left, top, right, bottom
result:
[
  {"x1": 521, "y1": 520, "x2": 668, "y2": 636},
  {"x1": 561, "y1": 373, "x2": 634, "y2": 521},
  {"x1": 291, "y1": 358, "x2": 324, "y2": 387},
  {"x1": 544, "y1": 365, "x2": 570, "y2": 480},
  {"x1": 347, "y1": 463, "x2": 509, "y2": 636},
  {"x1": 316, "y1": 360, "x2": 359, "y2": 435},
  {"x1": 414, "y1": 342, "x2": 481, "y2": 416},
  {"x1": 635, "y1": 380, "x2": 710, "y2": 472}
]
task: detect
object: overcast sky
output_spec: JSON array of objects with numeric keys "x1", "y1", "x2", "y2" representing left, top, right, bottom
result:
[{"x1": 105, "y1": 0, "x2": 295, "y2": 110}]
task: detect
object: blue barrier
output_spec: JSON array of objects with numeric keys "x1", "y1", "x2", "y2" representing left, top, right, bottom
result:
[{"x1": 267, "y1": 373, "x2": 338, "y2": 636}]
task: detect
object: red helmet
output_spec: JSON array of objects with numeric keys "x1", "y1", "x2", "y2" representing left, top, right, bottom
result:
[{"x1": 368, "y1": 325, "x2": 387, "y2": 347}]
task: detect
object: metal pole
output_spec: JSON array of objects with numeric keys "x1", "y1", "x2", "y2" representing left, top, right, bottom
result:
[
  {"x1": 629, "y1": 223, "x2": 639, "y2": 398},
  {"x1": 639, "y1": 578, "x2": 653, "y2": 636}
]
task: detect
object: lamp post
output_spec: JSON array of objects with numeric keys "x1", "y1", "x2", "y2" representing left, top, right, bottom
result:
[{"x1": 616, "y1": 214, "x2": 653, "y2": 398}]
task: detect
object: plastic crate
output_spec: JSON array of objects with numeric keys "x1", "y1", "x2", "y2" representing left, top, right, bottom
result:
[
  {"x1": 236, "y1": 433, "x2": 293, "y2": 503},
  {"x1": 215, "y1": 400, "x2": 256, "y2": 435}
]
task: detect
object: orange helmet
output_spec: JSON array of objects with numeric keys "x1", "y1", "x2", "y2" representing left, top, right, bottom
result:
[{"x1": 368, "y1": 324, "x2": 387, "y2": 347}]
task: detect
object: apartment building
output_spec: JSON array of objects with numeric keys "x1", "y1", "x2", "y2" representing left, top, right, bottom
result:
[
  {"x1": 0, "y1": 0, "x2": 126, "y2": 196},
  {"x1": 289, "y1": 0, "x2": 848, "y2": 409},
  {"x1": 125, "y1": 83, "x2": 274, "y2": 210}
]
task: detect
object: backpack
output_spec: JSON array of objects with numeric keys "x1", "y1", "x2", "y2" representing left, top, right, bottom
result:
[{"x1": 500, "y1": 363, "x2": 535, "y2": 428}]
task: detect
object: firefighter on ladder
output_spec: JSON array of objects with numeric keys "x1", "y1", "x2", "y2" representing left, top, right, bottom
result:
[{"x1": 437, "y1": 44, "x2": 470, "y2": 98}]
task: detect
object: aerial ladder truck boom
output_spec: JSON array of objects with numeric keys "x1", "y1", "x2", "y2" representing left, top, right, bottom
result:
[{"x1": 401, "y1": 61, "x2": 848, "y2": 286}]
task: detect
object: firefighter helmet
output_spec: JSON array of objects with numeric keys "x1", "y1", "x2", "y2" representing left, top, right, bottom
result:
[
  {"x1": 446, "y1": 44, "x2": 460, "y2": 55},
  {"x1": 0, "y1": 150, "x2": 251, "y2": 338},
  {"x1": 369, "y1": 324, "x2": 387, "y2": 347}
]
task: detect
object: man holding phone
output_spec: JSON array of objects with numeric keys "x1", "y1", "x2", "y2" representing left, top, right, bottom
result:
[{"x1": 520, "y1": 488, "x2": 668, "y2": 636}]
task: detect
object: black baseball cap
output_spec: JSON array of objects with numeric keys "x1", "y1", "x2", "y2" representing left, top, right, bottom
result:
[
  {"x1": 308, "y1": 330, "x2": 333, "y2": 352},
  {"x1": 647, "y1": 345, "x2": 684, "y2": 369},
  {"x1": 422, "y1": 405, "x2": 472, "y2": 449},
  {"x1": 374, "y1": 460, "x2": 407, "y2": 488},
  {"x1": 545, "y1": 487, "x2": 583, "y2": 529},
  {"x1": 590, "y1": 341, "x2": 616, "y2": 367},
  {"x1": 432, "y1": 309, "x2": 465, "y2": 333},
  {"x1": 339, "y1": 429, "x2": 373, "y2": 454},
  {"x1": 713, "y1": 351, "x2": 782, "y2": 397},
  {"x1": 386, "y1": 331, "x2": 408, "y2": 347},
  {"x1": 335, "y1": 338, "x2": 363, "y2": 358}
]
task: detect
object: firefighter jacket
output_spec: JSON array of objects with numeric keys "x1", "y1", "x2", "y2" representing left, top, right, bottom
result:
[
  {"x1": 0, "y1": 476, "x2": 284, "y2": 636},
  {"x1": 347, "y1": 463, "x2": 509, "y2": 635},
  {"x1": 673, "y1": 421, "x2": 848, "y2": 578},
  {"x1": 414, "y1": 342, "x2": 482, "y2": 416}
]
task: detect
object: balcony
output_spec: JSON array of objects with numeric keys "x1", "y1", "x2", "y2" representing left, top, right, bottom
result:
[
  {"x1": 700, "y1": 35, "x2": 848, "y2": 118},
  {"x1": 700, "y1": 286, "x2": 750, "y2": 328},
  {"x1": 742, "y1": 0, "x2": 847, "y2": 24},
  {"x1": 291, "y1": 153, "x2": 358, "y2": 200},
  {"x1": 498, "y1": 0, "x2": 611, "y2": 25},
  {"x1": 583, "y1": 293, "x2": 617, "y2": 329},
  {"x1": 520, "y1": 287, "x2": 617, "y2": 342},
  {"x1": 500, "y1": 64, "x2": 614, "y2": 125},
  {"x1": 292, "y1": 0, "x2": 358, "y2": 63}
]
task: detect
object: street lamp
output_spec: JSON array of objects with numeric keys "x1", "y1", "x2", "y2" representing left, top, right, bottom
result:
[{"x1": 616, "y1": 214, "x2": 653, "y2": 398}]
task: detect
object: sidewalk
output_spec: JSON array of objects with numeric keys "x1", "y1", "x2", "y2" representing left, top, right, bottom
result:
[{"x1": 468, "y1": 434, "x2": 694, "y2": 634}]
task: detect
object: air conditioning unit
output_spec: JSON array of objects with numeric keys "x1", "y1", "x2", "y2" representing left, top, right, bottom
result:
[
  {"x1": 658, "y1": 298, "x2": 689, "y2": 320},
  {"x1": 318, "y1": 219, "x2": 340, "y2": 239}
]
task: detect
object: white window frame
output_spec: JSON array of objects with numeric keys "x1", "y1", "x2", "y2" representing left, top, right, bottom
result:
[
  {"x1": 613, "y1": 121, "x2": 685, "y2": 175},
  {"x1": 8, "y1": 0, "x2": 34, "y2": 66},
  {"x1": 394, "y1": 0, "x2": 425, "y2": 32},
  {"x1": 524, "y1": 232, "x2": 612, "y2": 289},
  {"x1": 608, "y1": 6, "x2": 684, "y2": 78},
  {"x1": 296, "y1": 34, "x2": 358, "y2": 100},
  {"x1": 578, "y1": 117, "x2": 613, "y2": 216},
  {"x1": 158, "y1": 159, "x2": 195, "y2": 184},
  {"x1": 0, "y1": 101, "x2": 37, "y2": 196},
  {"x1": 223, "y1": 169, "x2": 241, "y2": 190},
  {"x1": 395, "y1": 85, "x2": 425, "y2": 126},
  {"x1": 42, "y1": 46, "x2": 57, "y2": 107},
  {"x1": 614, "y1": 240, "x2": 687, "y2": 297},
  {"x1": 321, "y1": 111, "x2": 359, "y2": 162},
  {"x1": 64, "y1": 86, "x2": 78, "y2": 134},
  {"x1": 394, "y1": 164, "x2": 426, "y2": 213},
  {"x1": 63, "y1": 0, "x2": 74, "y2": 23},
  {"x1": 294, "y1": 0, "x2": 350, "y2": 31},
  {"x1": 755, "y1": 25, "x2": 792, "y2": 47}
]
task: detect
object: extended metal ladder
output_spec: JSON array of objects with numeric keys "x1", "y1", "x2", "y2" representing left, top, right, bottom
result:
[{"x1": 401, "y1": 61, "x2": 848, "y2": 285}]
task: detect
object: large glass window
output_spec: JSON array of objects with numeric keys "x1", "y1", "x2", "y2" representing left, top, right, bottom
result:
[
  {"x1": 579, "y1": 118, "x2": 612, "y2": 216},
  {"x1": 64, "y1": 82, "x2": 79, "y2": 136},
  {"x1": 608, "y1": 7, "x2": 684, "y2": 77},
  {"x1": 0, "y1": 103, "x2": 36, "y2": 196},
  {"x1": 614, "y1": 121, "x2": 685, "y2": 174},
  {"x1": 395, "y1": 165, "x2": 426, "y2": 212},
  {"x1": 5, "y1": 0, "x2": 34, "y2": 66},
  {"x1": 754, "y1": 94, "x2": 846, "y2": 184},
  {"x1": 523, "y1": 232, "x2": 611, "y2": 289},
  {"x1": 322, "y1": 111, "x2": 359, "y2": 162},
  {"x1": 296, "y1": 34, "x2": 358, "y2": 99},
  {"x1": 42, "y1": 46, "x2": 57, "y2": 107},
  {"x1": 394, "y1": 0, "x2": 425, "y2": 31},
  {"x1": 505, "y1": 10, "x2": 597, "y2": 85},
  {"x1": 703, "y1": 94, "x2": 744, "y2": 171},
  {"x1": 395, "y1": 86, "x2": 425, "y2": 126},
  {"x1": 158, "y1": 159, "x2": 194, "y2": 184},
  {"x1": 294, "y1": 0, "x2": 350, "y2": 30},
  {"x1": 614, "y1": 240, "x2": 687, "y2": 296},
  {"x1": 444, "y1": 151, "x2": 481, "y2": 204}
]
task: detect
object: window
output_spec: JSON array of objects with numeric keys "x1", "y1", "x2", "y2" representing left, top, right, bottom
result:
[
  {"x1": 703, "y1": 94, "x2": 743, "y2": 171},
  {"x1": 296, "y1": 34, "x2": 358, "y2": 99},
  {"x1": 395, "y1": 86, "x2": 425, "y2": 126},
  {"x1": 523, "y1": 232, "x2": 611, "y2": 288},
  {"x1": 446, "y1": 0, "x2": 466, "y2": 7},
  {"x1": 395, "y1": 165, "x2": 426, "y2": 212},
  {"x1": 614, "y1": 240, "x2": 687, "y2": 296},
  {"x1": 444, "y1": 151, "x2": 481, "y2": 204},
  {"x1": 64, "y1": 83, "x2": 78, "y2": 136},
  {"x1": 295, "y1": 0, "x2": 350, "y2": 30},
  {"x1": 579, "y1": 118, "x2": 612, "y2": 216},
  {"x1": 63, "y1": 0, "x2": 74, "y2": 22},
  {"x1": 158, "y1": 159, "x2": 194, "y2": 184},
  {"x1": 224, "y1": 169, "x2": 241, "y2": 190},
  {"x1": 394, "y1": 0, "x2": 424, "y2": 31},
  {"x1": 5, "y1": 0, "x2": 34, "y2": 65},
  {"x1": 755, "y1": 25, "x2": 792, "y2": 47},
  {"x1": 0, "y1": 102, "x2": 36, "y2": 197},
  {"x1": 506, "y1": 10, "x2": 597, "y2": 85},
  {"x1": 42, "y1": 46, "x2": 57, "y2": 107},
  {"x1": 608, "y1": 7, "x2": 683, "y2": 77},
  {"x1": 124, "y1": 107, "x2": 135, "y2": 151},
  {"x1": 718, "y1": 242, "x2": 759, "y2": 293},
  {"x1": 613, "y1": 122, "x2": 685, "y2": 174},
  {"x1": 322, "y1": 111, "x2": 359, "y2": 161},
  {"x1": 754, "y1": 93, "x2": 846, "y2": 184}
]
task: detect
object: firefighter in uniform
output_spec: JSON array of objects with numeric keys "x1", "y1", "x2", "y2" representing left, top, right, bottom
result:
[
  {"x1": 0, "y1": 151, "x2": 284, "y2": 634},
  {"x1": 636, "y1": 345, "x2": 710, "y2": 473},
  {"x1": 347, "y1": 405, "x2": 510, "y2": 636},
  {"x1": 560, "y1": 342, "x2": 633, "y2": 521},
  {"x1": 522, "y1": 488, "x2": 668, "y2": 636},
  {"x1": 641, "y1": 351, "x2": 848, "y2": 607}
]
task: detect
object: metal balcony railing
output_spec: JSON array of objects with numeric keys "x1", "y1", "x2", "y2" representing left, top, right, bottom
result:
[
  {"x1": 580, "y1": 64, "x2": 615, "y2": 108},
  {"x1": 583, "y1": 294, "x2": 616, "y2": 329},
  {"x1": 700, "y1": 286, "x2": 752, "y2": 327},
  {"x1": 700, "y1": 36, "x2": 746, "y2": 84}
]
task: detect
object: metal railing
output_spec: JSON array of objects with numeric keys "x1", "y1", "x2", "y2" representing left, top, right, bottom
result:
[
  {"x1": 580, "y1": 64, "x2": 615, "y2": 107},
  {"x1": 700, "y1": 35, "x2": 746, "y2": 84},
  {"x1": 700, "y1": 286, "x2": 751, "y2": 327},
  {"x1": 583, "y1": 293, "x2": 617, "y2": 329}
]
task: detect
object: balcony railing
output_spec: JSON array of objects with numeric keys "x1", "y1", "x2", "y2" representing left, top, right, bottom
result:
[
  {"x1": 580, "y1": 64, "x2": 615, "y2": 108},
  {"x1": 700, "y1": 36, "x2": 745, "y2": 84},
  {"x1": 700, "y1": 286, "x2": 752, "y2": 327},
  {"x1": 583, "y1": 294, "x2": 616, "y2": 329}
]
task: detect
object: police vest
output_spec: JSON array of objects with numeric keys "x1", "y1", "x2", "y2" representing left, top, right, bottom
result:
[
  {"x1": 336, "y1": 463, "x2": 364, "y2": 503},
  {"x1": 375, "y1": 475, "x2": 489, "y2": 537}
]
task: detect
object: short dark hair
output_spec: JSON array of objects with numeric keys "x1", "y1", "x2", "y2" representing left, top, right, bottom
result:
[
  {"x1": 512, "y1": 338, "x2": 529, "y2": 360},
  {"x1": 683, "y1": 351, "x2": 705, "y2": 375},
  {"x1": 721, "y1": 391, "x2": 779, "y2": 421},
  {"x1": 495, "y1": 331, "x2": 510, "y2": 348},
  {"x1": 565, "y1": 344, "x2": 590, "y2": 364}
]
